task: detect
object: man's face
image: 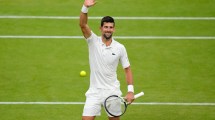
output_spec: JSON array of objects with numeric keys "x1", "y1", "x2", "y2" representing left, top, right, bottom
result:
[{"x1": 100, "y1": 22, "x2": 115, "y2": 40}]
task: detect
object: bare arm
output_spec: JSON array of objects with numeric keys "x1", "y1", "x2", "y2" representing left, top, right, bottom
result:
[
  {"x1": 79, "y1": 0, "x2": 96, "y2": 39},
  {"x1": 125, "y1": 66, "x2": 133, "y2": 85},
  {"x1": 124, "y1": 66, "x2": 135, "y2": 104},
  {"x1": 79, "y1": 11, "x2": 91, "y2": 39}
]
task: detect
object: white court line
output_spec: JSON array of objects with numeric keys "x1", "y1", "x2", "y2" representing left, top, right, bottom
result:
[
  {"x1": 132, "y1": 102, "x2": 215, "y2": 106},
  {"x1": 0, "y1": 16, "x2": 215, "y2": 20},
  {"x1": 0, "y1": 102, "x2": 214, "y2": 106},
  {"x1": 0, "y1": 35, "x2": 215, "y2": 40},
  {"x1": 0, "y1": 36, "x2": 83, "y2": 39},
  {"x1": 0, "y1": 102, "x2": 85, "y2": 105}
]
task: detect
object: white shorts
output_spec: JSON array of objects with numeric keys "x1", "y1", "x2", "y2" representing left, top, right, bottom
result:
[{"x1": 82, "y1": 88, "x2": 122, "y2": 117}]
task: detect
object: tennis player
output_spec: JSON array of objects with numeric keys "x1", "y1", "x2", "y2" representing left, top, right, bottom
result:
[{"x1": 79, "y1": 0, "x2": 135, "y2": 120}]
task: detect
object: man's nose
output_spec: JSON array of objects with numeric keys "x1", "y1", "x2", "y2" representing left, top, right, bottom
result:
[{"x1": 107, "y1": 27, "x2": 112, "y2": 31}]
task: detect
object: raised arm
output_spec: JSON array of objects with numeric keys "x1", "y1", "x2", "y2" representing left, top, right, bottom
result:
[{"x1": 79, "y1": 0, "x2": 97, "y2": 39}]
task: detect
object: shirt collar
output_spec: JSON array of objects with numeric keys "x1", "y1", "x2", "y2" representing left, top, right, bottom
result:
[{"x1": 100, "y1": 37, "x2": 115, "y2": 48}]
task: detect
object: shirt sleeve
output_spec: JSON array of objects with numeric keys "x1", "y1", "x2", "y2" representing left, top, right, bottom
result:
[
  {"x1": 86, "y1": 31, "x2": 97, "y2": 44},
  {"x1": 120, "y1": 45, "x2": 130, "y2": 68}
]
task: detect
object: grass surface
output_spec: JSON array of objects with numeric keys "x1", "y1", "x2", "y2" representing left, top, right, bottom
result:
[{"x1": 0, "y1": 0, "x2": 215, "y2": 120}]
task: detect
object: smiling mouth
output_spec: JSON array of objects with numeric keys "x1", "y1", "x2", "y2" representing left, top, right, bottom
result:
[
  {"x1": 105, "y1": 33, "x2": 111, "y2": 36},
  {"x1": 103, "y1": 33, "x2": 112, "y2": 40}
]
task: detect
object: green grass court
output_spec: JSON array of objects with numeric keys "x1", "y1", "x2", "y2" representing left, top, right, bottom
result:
[{"x1": 0, "y1": 0, "x2": 215, "y2": 120}]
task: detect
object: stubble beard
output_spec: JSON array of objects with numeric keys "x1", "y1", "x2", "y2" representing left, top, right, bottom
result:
[{"x1": 103, "y1": 33, "x2": 112, "y2": 40}]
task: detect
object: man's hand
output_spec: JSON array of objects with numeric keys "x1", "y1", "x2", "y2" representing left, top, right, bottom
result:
[
  {"x1": 125, "y1": 92, "x2": 135, "y2": 104},
  {"x1": 84, "y1": 0, "x2": 97, "y2": 7}
]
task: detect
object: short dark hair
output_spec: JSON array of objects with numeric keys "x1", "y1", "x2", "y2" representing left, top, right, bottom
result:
[{"x1": 101, "y1": 16, "x2": 115, "y2": 27}]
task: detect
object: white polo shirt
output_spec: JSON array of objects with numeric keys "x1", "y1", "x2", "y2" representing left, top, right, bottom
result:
[{"x1": 86, "y1": 31, "x2": 130, "y2": 89}]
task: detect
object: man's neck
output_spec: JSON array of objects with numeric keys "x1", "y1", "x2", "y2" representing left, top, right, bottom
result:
[{"x1": 102, "y1": 37, "x2": 112, "y2": 46}]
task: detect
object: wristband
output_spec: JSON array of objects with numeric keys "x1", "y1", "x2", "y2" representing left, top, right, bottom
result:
[
  {"x1": 81, "y1": 5, "x2": 88, "y2": 13},
  {"x1": 128, "y1": 85, "x2": 134, "y2": 93}
]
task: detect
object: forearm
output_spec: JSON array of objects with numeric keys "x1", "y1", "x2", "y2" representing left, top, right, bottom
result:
[
  {"x1": 79, "y1": 5, "x2": 91, "y2": 38},
  {"x1": 79, "y1": 0, "x2": 96, "y2": 38},
  {"x1": 125, "y1": 66, "x2": 134, "y2": 93},
  {"x1": 79, "y1": 12, "x2": 88, "y2": 31},
  {"x1": 125, "y1": 66, "x2": 135, "y2": 103},
  {"x1": 125, "y1": 66, "x2": 133, "y2": 85},
  {"x1": 79, "y1": 5, "x2": 88, "y2": 28}
]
